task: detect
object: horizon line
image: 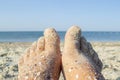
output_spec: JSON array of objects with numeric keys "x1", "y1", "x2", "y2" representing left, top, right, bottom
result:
[{"x1": 0, "y1": 31, "x2": 120, "y2": 32}]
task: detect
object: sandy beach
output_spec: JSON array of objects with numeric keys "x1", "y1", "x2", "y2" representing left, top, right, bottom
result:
[{"x1": 0, "y1": 42, "x2": 120, "y2": 80}]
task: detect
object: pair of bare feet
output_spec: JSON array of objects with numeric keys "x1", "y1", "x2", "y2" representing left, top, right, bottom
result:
[{"x1": 18, "y1": 26, "x2": 105, "y2": 80}]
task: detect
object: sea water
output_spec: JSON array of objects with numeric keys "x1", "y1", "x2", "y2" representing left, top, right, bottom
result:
[{"x1": 0, "y1": 31, "x2": 120, "y2": 42}]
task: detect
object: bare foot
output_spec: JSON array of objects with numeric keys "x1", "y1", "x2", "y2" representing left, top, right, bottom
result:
[
  {"x1": 18, "y1": 28, "x2": 61, "y2": 80},
  {"x1": 62, "y1": 26, "x2": 105, "y2": 80}
]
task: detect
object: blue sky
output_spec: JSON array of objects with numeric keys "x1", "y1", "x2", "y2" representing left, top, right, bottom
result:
[{"x1": 0, "y1": 0, "x2": 120, "y2": 31}]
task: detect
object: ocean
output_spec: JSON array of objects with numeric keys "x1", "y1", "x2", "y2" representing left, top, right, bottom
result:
[{"x1": 0, "y1": 31, "x2": 120, "y2": 42}]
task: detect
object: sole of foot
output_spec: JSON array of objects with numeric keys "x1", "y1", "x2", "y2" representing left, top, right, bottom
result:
[
  {"x1": 62, "y1": 26, "x2": 105, "y2": 80},
  {"x1": 18, "y1": 28, "x2": 61, "y2": 80}
]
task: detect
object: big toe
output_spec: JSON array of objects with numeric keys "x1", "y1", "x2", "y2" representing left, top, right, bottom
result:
[
  {"x1": 64, "y1": 26, "x2": 81, "y2": 50},
  {"x1": 44, "y1": 28, "x2": 60, "y2": 51}
]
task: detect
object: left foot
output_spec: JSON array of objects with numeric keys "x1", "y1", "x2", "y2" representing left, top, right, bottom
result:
[{"x1": 18, "y1": 28, "x2": 61, "y2": 80}]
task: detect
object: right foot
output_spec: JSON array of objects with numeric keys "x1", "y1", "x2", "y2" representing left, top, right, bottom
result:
[
  {"x1": 18, "y1": 28, "x2": 61, "y2": 80},
  {"x1": 62, "y1": 26, "x2": 105, "y2": 80}
]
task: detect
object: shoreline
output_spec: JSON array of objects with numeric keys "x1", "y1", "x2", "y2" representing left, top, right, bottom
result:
[
  {"x1": 1, "y1": 41, "x2": 120, "y2": 42},
  {"x1": 0, "y1": 42, "x2": 120, "y2": 80}
]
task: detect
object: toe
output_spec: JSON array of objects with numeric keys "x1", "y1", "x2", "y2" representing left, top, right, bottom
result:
[
  {"x1": 24, "y1": 48, "x2": 30, "y2": 61},
  {"x1": 30, "y1": 41, "x2": 37, "y2": 56},
  {"x1": 44, "y1": 28, "x2": 60, "y2": 51},
  {"x1": 65, "y1": 26, "x2": 81, "y2": 41},
  {"x1": 64, "y1": 26, "x2": 81, "y2": 49},
  {"x1": 36, "y1": 36, "x2": 45, "y2": 53},
  {"x1": 31, "y1": 41, "x2": 37, "y2": 51}
]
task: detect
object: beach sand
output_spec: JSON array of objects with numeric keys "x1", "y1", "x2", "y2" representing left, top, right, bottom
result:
[{"x1": 0, "y1": 42, "x2": 120, "y2": 80}]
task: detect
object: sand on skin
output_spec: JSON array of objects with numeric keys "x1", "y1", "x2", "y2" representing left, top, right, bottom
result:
[{"x1": 0, "y1": 42, "x2": 120, "y2": 80}]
